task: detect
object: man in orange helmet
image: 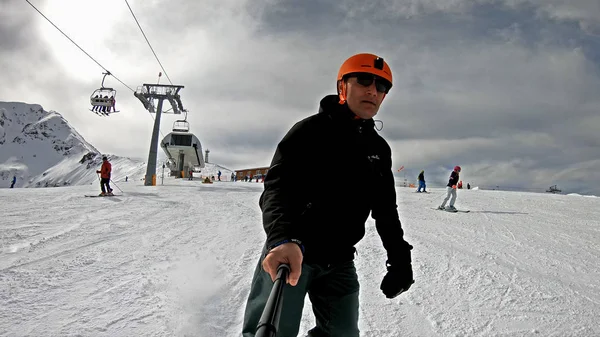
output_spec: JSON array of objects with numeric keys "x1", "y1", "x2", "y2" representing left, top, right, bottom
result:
[{"x1": 242, "y1": 53, "x2": 414, "y2": 337}]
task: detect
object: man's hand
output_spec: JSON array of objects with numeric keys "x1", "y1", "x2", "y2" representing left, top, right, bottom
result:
[
  {"x1": 380, "y1": 263, "x2": 414, "y2": 299},
  {"x1": 262, "y1": 242, "x2": 303, "y2": 286}
]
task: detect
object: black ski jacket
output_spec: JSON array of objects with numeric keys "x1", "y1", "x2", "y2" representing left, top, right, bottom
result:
[
  {"x1": 418, "y1": 172, "x2": 425, "y2": 182},
  {"x1": 447, "y1": 171, "x2": 459, "y2": 187},
  {"x1": 259, "y1": 95, "x2": 412, "y2": 267}
]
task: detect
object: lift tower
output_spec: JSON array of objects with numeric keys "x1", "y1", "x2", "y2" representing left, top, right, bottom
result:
[{"x1": 134, "y1": 83, "x2": 185, "y2": 186}]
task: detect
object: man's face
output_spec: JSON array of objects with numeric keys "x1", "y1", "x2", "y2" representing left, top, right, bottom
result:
[{"x1": 339, "y1": 73, "x2": 390, "y2": 119}]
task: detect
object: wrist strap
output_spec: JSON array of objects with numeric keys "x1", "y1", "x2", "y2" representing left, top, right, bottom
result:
[{"x1": 268, "y1": 239, "x2": 305, "y2": 255}]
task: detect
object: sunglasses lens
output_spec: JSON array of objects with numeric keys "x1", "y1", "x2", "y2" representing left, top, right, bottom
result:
[
  {"x1": 375, "y1": 82, "x2": 389, "y2": 93},
  {"x1": 355, "y1": 75, "x2": 374, "y2": 87},
  {"x1": 354, "y1": 74, "x2": 390, "y2": 93}
]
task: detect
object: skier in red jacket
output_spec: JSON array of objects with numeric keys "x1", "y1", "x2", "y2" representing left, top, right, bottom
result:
[{"x1": 96, "y1": 156, "x2": 113, "y2": 196}]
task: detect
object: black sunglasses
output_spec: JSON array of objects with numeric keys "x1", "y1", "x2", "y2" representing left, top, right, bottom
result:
[{"x1": 349, "y1": 73, "x2": 391, "y2": 94}]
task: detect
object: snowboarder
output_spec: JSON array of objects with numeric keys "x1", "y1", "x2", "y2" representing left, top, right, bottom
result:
[
  {"x1": 241, "y1": 53, "x2": 414, "y2": 337},
  {"x1": 416, "y1": 170, "x2": 426, "y2": 192},
  {"x1": 96, "y1": 156, "x2": 113, "y2": 196},
  {"x1": 438, "y1": 166, "x2": 461, "y2": 211},
  {"x1": 10, "y1": 176, "x2": 16, "y2": 188}
]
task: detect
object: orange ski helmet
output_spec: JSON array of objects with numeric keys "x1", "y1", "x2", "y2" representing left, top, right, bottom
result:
[{"x1": 337, "y1": 53, "x2": 393, "y2": 104}]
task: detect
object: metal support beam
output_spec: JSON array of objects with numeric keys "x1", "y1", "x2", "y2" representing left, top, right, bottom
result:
[
  {"x1": 134, "y1": 83, "x2": 185, "y2": 186},
  {"x1": 145, "y1": 98, "x2": 164, "y2": 186}
]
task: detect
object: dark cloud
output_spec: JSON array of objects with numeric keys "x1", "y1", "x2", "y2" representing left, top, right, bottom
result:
[{"x1": 0, "y1": 7, "x2": 33, "y2": 52}]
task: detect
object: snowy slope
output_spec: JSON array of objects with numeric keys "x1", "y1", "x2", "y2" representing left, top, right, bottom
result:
[
  {"x1": 25, "y1": 153, "x2": 150, "y2": 188},
  {"x1": 0, "y1": 101, "x2": 99, "y2": 187},
  {"x1": 200, "y1": 162, "x2": 235, "y2": 181},
  {"x1": 0, "y1": 180, "x2": 598, "y2": 336}
]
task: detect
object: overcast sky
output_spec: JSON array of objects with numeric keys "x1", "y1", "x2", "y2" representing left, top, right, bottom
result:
[{"x1": 1, "y1": 0, "x2": 599, "y2": 194}]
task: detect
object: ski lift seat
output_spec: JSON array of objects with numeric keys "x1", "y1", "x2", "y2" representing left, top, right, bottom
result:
[
  {"x1": 90, "y1": 88, "x2": 117, "y2": 107},
  {"x1": 172, "y1": 120, "x2": 190, "y2": 132}
]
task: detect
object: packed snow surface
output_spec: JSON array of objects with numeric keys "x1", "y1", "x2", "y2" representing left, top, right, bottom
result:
[{"x1": 1, "y1": 180, "x2": 598, "y2": 336}]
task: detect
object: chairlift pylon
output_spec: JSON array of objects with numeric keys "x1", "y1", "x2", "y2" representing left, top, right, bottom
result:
[{"x1": 90, "y1": 71, "x2": 120, "y2": 116}]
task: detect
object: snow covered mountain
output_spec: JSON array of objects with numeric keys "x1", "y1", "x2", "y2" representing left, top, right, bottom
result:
[
  {"x1": 0, "y1": 101, "x2": 148, "y2": 188},
  {"x1": 0, "y1": 101, "x2": 236, "y2": 188}
]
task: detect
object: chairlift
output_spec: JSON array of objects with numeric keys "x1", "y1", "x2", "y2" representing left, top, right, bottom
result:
[
  {"x1": 90, "y1": 72, "x2": 120, "y2": 115},
  {"x1": 172, "y1": 109, "x2": 189, "y2": 132},
  {"x1": 172, "y1": 120, "x2": 189, "y2": 132}
]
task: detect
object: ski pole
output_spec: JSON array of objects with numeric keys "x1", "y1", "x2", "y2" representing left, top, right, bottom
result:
[
  {"x1": 110, "y1": 179, "x2": 123, "y2": 193},
  {"x1": 256, "y1": 264, "x2": 290, "y2": 337}
]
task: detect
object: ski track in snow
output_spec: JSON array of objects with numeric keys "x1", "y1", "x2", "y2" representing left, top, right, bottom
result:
[{"x1": 0, "y1": 182, "x2": 599, "y2": 336}]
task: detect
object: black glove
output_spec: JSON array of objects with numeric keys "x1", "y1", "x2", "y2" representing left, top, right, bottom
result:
[{"x1": 380, "y1": 263, "x2": 414, "y2": 299}]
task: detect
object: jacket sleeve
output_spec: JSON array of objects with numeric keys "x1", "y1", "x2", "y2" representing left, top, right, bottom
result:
[
  {"x1": 371, "y1": 143, "x2": 413, "y2": 266},
  {"x1": 260, "y1": 121, "x2": 311, "y2": 249},
  {"x1": 449, "y1": 171, "x2": 459, "y2": 186}
]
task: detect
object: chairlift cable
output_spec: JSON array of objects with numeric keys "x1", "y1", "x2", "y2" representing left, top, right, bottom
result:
[
  {"x1": 24, "y1": 0, "x2": 135, "y2": 93},
  {"x1": 122, "y1": 0, "x2": 177, "y2": 139},
  {"x1": 124, "y1": 0, "x2": 174, "y2": 85},
  {"x1": 26, "y1": 0, "x2": 171, "y2": 139}
]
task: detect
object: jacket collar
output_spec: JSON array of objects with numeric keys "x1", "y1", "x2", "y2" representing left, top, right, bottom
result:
[{"x1": 317, "y1": 95, "x2": 376, "y2": 131}]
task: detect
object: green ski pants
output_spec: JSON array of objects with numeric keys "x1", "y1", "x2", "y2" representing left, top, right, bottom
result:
[{"x1": 241, "y1": 255, "x2": 360, "y2": 337}]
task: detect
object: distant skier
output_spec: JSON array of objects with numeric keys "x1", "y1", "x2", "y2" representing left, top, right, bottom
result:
[
  {"x1": 217, "y1": 170, "x2": 222, "y2": 181},
  {"x1": 438, "y1": 166, "x2": 461, "y2": 211},
  {"x1": 416, "y1": 170, "x2": 426, "y2": 192},
  {"x1": 96, "y1": 156, "x2": 113, "y2": 196},
  {"x1": 467, "y1": 183, "x2": 471, "y2": 190},
  {"x1": 10, "y1": 176, "x2": 16, "y2": 188},
  {"x1": 231, "y1": 172, "x2": 235, "y2": 182}
]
